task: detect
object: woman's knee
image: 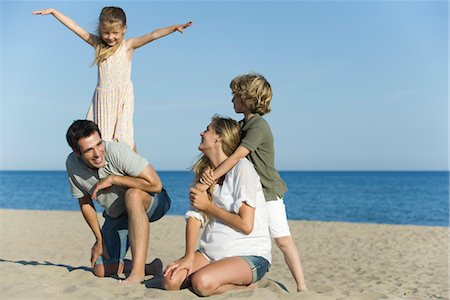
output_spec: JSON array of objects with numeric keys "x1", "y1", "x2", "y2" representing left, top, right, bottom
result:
[
  {"x1": 162, "y1": 276, "x2": 182, "y2": 291},
  {"x1": 191, "y1": 273, "x2": 216, "y2": 296}
]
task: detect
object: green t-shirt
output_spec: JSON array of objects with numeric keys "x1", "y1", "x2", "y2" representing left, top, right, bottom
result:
[
  {"x1": 239, "y1": 114, "x2": 288, "y2": 201},
  {"x1": 66, "y1": 141, "x2": 149, "y2": 217}
]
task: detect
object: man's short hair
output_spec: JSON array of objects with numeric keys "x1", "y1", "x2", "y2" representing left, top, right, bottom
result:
[{"x1": 66, "y1": 120, "x2": 102, "y2": 152}]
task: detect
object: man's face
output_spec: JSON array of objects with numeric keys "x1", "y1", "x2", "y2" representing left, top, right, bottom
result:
[{"x1": 76, "y1": 132, "x2": 106, "y2": 169}]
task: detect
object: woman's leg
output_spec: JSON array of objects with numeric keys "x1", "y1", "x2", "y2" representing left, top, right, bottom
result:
[
  {"x1": 163, "y1": 252, "x2": 209, "y2": 291},
  {"x1": 190, "y1": 257, "x2": 253, "y2": 297}
]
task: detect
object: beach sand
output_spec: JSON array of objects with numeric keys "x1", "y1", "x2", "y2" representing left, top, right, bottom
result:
[{"x1": 0, "y1": 209, "x2": 448, "y2": 299}]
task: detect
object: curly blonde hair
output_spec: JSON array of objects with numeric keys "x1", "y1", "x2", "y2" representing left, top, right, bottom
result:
[
  {"x1": 93, "y1": 7, "x2": 126, "y2": 65},
  {"x1": 230, "y1": 73, "x2": 272, "y2": 115}
]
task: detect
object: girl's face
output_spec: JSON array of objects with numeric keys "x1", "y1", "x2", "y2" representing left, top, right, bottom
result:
[
  {"x1": 100, "y1": 22, "x2": 126, "y2": 47},
  {"x1": 198, "y1": 123, "x2": 219, "y2": 153}
]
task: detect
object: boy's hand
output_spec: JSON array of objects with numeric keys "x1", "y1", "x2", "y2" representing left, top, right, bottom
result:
[
  {"x1": 32, "y1": 9, "x2": 54, "y2": 15},
  {"x1": 200, "y1": 168, "x2": 214, "y2": 186}
]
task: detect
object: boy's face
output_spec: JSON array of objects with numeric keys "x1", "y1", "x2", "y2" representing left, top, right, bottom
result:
[{"x1": 232, "y1": 93, "x2": 244, "y2": 114}]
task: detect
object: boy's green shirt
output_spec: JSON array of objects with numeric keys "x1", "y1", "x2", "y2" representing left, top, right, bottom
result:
[{"x1": 239, "y1": 114, "x2": 288, "y2": 201}]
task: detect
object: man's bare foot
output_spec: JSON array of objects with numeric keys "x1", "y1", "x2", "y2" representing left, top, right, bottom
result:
[
  {"x1": 122, "y1": 273, "x2": 145, "y2": 284},
  {"x1": 146, "y1": 258, "x2": 163, "y2": 276}
]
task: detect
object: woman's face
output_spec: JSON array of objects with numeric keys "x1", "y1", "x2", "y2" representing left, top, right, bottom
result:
[{"x1": 198, "y1": 122, "x2": 219, "y2": 153}]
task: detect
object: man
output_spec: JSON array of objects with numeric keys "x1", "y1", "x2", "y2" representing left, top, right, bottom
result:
[{"x1": 65, "y1": 120, "x2": 171, "y2": 283}]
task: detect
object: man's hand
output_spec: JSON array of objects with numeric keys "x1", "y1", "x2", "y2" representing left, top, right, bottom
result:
[
  {"x1": 164, "y1": 254, "x2": 194, "y2": 279},
  {"x1": 91, "y1": 176, "x2": 115, "y2": 199},
  {"x1": 90, "y1": 240, "x2": 110, "y2": 267},
  {"x1": 190, "y1": 187, "x2": 211, "y2": 212}
]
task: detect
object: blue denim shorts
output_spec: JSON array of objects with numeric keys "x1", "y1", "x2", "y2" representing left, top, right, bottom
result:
[
  {"x1": 240, "y1": 256, "x2": 271, "y2": 283},
  {"x1": 95, "y1": 188, "x2": 171, "y2": 265}
]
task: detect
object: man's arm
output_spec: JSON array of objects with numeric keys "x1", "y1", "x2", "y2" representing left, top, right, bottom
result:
[
  {"x1": 78, "y1": 195, "x2": 109, "y2": 267},
  {"x1": 92, "y1": 164, "x2": 162, "y2": 199}
]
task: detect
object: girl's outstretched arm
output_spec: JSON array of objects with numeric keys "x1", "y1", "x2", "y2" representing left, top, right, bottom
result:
[
  {"x1": 128, "y1": 21, "x2": 192, "y2": 50},
  {"x1": 32, "y1": 8, "x2": 96, "y2": 46}
]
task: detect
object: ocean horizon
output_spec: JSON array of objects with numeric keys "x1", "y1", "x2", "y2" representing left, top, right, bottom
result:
[{"x1": 1, "y1": 170, "x2": 448, "y2": 227}]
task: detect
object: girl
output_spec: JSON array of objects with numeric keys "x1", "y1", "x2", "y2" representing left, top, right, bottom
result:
[
  {"x1": 33, "y1": 7, "x2": 192, "y2": 150},
  {"x1": 163, "y1": 116, "x2": 271, "y2": 296}
]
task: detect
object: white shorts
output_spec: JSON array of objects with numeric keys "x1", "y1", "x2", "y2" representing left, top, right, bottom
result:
[{"x1": 266, "y1": 197, "x2": 291, "y2": 238}]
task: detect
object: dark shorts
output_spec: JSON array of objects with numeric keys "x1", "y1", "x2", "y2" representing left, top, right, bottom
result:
[{"x1": 95, "y1": 188, "x2": 171, "y2": 265}]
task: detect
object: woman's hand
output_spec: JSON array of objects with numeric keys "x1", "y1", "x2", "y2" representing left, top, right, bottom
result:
[
  {"x1": 190, "y1": 187, "x2": 211, "y2": 212},
  {"x1": 164, "y1": 254, "x2": 194, "y2": 279}
]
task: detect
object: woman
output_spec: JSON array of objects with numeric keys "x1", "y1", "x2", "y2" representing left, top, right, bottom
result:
[{"x1": 163, "y1": 115, "x2": 271, "y2": 296}]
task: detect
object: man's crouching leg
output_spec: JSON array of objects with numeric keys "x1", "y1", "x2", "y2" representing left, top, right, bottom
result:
[{"x1": 123, "y1": 188, "x2": 152, "y2": 283}]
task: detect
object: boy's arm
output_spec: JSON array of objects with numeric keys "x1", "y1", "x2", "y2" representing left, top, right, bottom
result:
[
  {"x1": 32, "y1": 8, "x2": 96, "y2": 46},
  {"x1": 127, "y1": 21, "x2": 192, "y2": 50},
  {"x1": 201, "y1": 146, "x2": 250, "y2": 185}
]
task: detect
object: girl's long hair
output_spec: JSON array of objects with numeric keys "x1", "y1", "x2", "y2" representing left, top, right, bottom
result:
[{"x1": 94, "y1": 7, "x2": 126, "y2": 65}]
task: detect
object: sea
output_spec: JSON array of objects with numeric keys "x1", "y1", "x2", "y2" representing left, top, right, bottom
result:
[{"x1": 0, "y1": 171, "x2": 448, "y2": 227}]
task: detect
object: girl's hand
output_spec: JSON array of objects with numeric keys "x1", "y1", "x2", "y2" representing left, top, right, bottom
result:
[
  {"x1": 199, "y1": 168, "x2": 214, "y2": 186},
  {"x1": 164, "y1": 255, "x2": 194, "y2": 279},
  {"x1": 176, "y1": 21, "x2": 192, "y2": 33},
  {"x1": 190, "y1": 187, "x2": 211, "y2": 212},
  {"x1": 32, "y1": 9, "x2": 54, "y2": 15}
]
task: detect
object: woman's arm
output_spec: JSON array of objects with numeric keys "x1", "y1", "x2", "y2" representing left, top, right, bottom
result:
[
  {"x1": 164, "y1": 217, "x2": 202, "y2": 278},
  {"x1": 127, "y1": 21, "x2": 192, "y2": 50},
  {"x1": 32, "y1": 8, "x2": 96, "y2": 46},
  {"x1": 190, "y1": 188, "x2": 255, "y2": 234}
]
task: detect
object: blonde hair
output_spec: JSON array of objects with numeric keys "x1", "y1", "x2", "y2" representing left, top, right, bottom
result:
[
  {"x1": 230, "y1": 73, "x2": 272, "y2": 115},
  {"x1": 94, "y1": 7, "x2": 126, "y2": 65},
  {"x1": 191, "y1": 115, "x2": 241, "y2": 189}
]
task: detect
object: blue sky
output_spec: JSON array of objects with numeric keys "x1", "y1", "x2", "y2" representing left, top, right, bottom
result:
[{"x1": 1, "y1": 1, "x2": 448, "y2": 171}]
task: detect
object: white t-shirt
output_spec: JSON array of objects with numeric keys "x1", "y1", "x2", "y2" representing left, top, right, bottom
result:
[{"x1": 186, "y1": 158, "x2": 272, "y2": 263}]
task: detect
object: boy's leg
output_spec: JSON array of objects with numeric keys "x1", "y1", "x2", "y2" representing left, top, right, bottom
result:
[{"x1": 267, "y1": 198, "x2": 308, "y2": 292}]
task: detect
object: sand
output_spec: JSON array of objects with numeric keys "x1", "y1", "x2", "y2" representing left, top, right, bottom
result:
[{"x1": 0, "y1": 209, "x2": 448, "y2": 299}]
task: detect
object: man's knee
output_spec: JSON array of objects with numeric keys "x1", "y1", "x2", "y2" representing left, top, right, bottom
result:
[
  {"x1": 125, "y1": 188, "x2": 148, "y2": 209},
  {"x1": 92, "y1": 264, "x2": 106, "y2": 278}
]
